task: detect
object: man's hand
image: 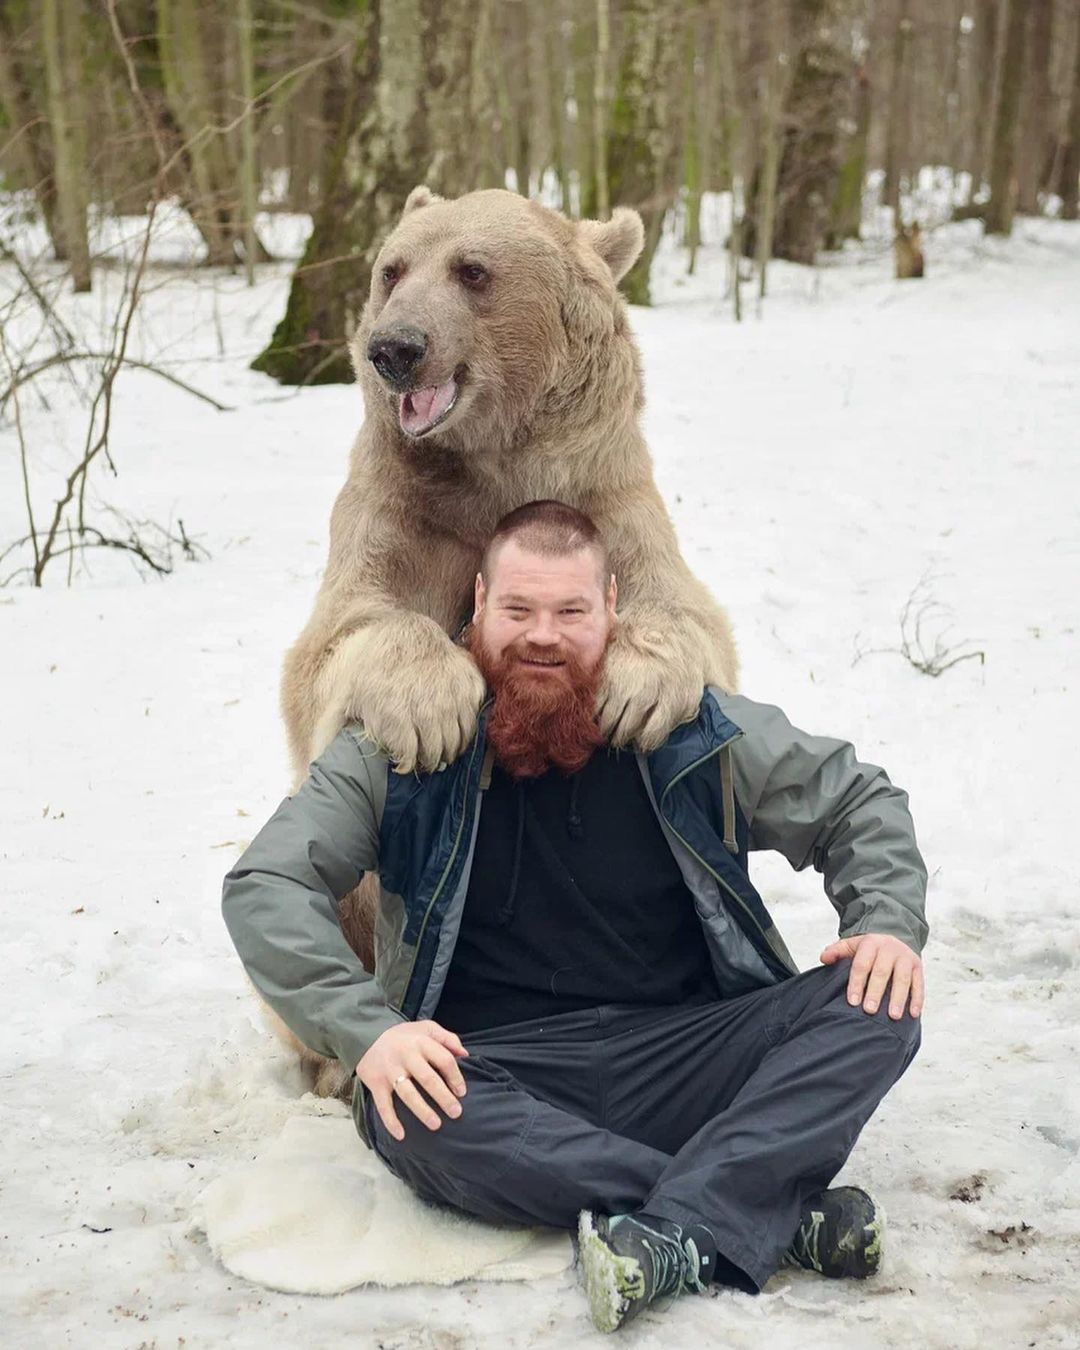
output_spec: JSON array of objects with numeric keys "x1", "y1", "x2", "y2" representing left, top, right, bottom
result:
[
  {"x1": 357, "y1": 1020, "x2": 469, "y2": 1142},
  {"x1": 820, "y1": 933, "x2": 924, "y2": 1020}
]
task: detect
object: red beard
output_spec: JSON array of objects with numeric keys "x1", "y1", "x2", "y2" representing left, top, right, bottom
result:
[{"x1": 466, "y1": 629, "x2": 606, "y2": 780}]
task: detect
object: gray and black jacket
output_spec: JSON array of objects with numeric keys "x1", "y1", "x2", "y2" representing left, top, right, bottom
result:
[{"x1": 221, "y1": 690, "x2": 928, "y2": 1078}]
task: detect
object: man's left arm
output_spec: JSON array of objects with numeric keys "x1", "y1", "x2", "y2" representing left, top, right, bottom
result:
[{"x1": 721, "y1": 694, "x2": 928, "y2": 1020}]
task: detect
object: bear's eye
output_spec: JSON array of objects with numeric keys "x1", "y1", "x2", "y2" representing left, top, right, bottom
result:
[
  {"x1": 457, "y1": 262, "x2": 490, "y2": 289},
  {"x1": 381, "y1": 263, "x2": 401, "y2": 289}
]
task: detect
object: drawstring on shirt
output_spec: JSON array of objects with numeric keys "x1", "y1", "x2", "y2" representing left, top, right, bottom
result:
[
  {"x1": 497, "y1": 780, "x2": 527, "y2": 926},
  {"x1": 567, "y1": 774, "x2": 584, "y2": 840}
]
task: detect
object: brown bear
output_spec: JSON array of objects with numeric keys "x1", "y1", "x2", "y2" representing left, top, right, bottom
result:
[
  {"x1": 276, "y1": 187, "x2": 739, "y2": 1095},
  {"x1": 282, "y1": 186, "x2": 738, "y2": 784}
]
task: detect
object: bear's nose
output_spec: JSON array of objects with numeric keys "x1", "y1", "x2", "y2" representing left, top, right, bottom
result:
[{"x1": 367, "y1": 327, "x2": 428, "y2": 387}]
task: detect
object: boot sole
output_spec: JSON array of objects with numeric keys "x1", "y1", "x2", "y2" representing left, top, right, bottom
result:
[{"x1": 577, "y1": 1211, "x2": 647, "y2": 1334}]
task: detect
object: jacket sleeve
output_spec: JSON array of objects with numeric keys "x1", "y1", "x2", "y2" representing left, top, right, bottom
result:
[
  {"x1": 221, "y1": 726, "x2": 404, "y2": 1072},
  {"x1": 721, "y1": 694, "x2": 929, "y2": 954}
]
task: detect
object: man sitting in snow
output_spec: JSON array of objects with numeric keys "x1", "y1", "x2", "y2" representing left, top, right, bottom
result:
[{"x1": 222, "y1": 500, "x2": 927, "y2": 1334}]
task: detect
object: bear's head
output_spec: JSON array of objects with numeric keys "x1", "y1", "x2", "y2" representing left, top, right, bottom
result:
[{"x1": 353, "y1": 187, "x2": 644, "y2": 457}]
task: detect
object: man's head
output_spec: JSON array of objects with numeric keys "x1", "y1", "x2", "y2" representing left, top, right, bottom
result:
[{"x1": 466, "y1": 501, "x2": 617, "y2": 779}]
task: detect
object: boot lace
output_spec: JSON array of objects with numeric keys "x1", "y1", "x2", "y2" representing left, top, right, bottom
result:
[
  {"x1": 785, "y1": 1207, "x2": 826, "y2": 1273},
  {"x1": 637, "y1": 1223, "x2": 708, "y2": 1298}
]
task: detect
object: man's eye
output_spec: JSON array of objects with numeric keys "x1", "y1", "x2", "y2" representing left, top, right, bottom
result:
[
  {"x1": 458, "y1": 263, "x2": 489, "y2": 287},
  {"x1": 560, "y1": 608, "x2": 584, "y2": 616}
]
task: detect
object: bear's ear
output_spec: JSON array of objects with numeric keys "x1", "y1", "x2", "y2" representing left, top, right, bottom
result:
[
  {"x1": 402, "y1": 184, "x2": 442, "y2": 215},
  {"x1": 578, "y1": 208, "x2": 645, "y2": 282}
]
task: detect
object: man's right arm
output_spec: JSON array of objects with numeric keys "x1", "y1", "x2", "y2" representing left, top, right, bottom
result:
[{"x1": 220, "y1": 727, "x2": 403, "y2": 1072}]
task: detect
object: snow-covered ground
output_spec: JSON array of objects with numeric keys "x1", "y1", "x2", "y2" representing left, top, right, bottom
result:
[{"x1": 2, "y1": 208, "x2": 1079, "y2": 1349}]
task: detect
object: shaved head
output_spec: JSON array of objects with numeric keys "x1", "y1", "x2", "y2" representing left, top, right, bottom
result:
[{"x1": 480, "y1": 500, "x2": 609, "y2": 588}]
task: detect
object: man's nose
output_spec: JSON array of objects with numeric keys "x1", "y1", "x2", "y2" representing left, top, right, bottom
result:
[
  {"x1": 366, "y1": 326, "x2": 427, "y2": 387},
  {"x1": 525, "y1": 614, "x2": 560, "y2": 645}
]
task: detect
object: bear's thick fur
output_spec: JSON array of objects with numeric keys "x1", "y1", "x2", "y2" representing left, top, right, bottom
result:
[{"x1": 278, "y1": 187, "x2": 739, "y2": 1095}]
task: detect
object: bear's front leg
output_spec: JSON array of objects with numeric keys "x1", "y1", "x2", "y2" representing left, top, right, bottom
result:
[
  {"x1": 598, "y1": 599, "x2": 736, "y2": 751},
  {"x1": 312, "y1": 611, "x2": 486, "y2": 773}
]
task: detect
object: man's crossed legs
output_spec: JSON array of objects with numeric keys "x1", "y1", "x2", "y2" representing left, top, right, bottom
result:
[{"x1": 355, "y1": 959, "x2": 920, "y2": 1316}]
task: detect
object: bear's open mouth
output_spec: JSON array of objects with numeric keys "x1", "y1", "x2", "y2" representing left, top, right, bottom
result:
[{"x1": 398, "y1": 369, "x2": 464, "y2": 438}]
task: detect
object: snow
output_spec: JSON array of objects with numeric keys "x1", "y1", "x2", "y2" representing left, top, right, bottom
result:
[{"x1": 2, "y1": 207, "x2": 1079, "y2": 1348}]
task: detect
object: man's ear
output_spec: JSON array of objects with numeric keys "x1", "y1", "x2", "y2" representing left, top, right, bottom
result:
[
  {"x1": 578, "y1": 209, "x2": 645, "y2": 282},
  {"x1": 473, "y1": 571, "x2": 486, "y2": 622},
  {"x1": 607, "y1": 573, "x2": 618, "y2": 616},
  {"x1": 402, "y1": 184, "x2": 442, "y2": 216}
]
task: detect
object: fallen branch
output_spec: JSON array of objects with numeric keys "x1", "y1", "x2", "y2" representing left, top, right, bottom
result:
[{"x1": 853, "y1": 576, "x2": 986, "y2": 678}]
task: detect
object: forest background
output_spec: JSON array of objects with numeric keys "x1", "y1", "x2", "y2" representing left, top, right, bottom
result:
[{"x1": 2, "y1": 0, "x2": 1078, "y2": 391}]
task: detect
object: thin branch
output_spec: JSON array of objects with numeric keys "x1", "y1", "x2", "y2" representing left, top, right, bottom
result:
[
  {"x1": 0, "y1": 351, "x2": 234, "y2": 416},
  {"x1": 0, "y1": 326, "x2": 40, "y2": 578}
]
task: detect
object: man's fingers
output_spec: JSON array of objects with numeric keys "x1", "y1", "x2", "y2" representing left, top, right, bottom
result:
[
  {"x1": 423, "y1": 1041, "x2": 468, "y2": 1097},
  {"x1": 428, "y1": 1024, "x2": 469, "y2": 1059},
  {"x1": 910, "y1": 960, "x2": 925, "y2": 1017},
  {"x1": 862, "y1": 953, "x2": 894, "y2": 1014},
  {"x1": 846, "y1": 943, "x2": 877, "y2": 1005},
  {"x1": 392, "y1": 1075, "x2": 442, "y2": 1131},
  {"x1": 373, "y1": 1087, "x2": 404, "y2": 1142},
  {"x1": 408, "y1": 1053, "x2": 463, "y2": 1119},
  {"x1": 887, "y1": 962, "x2": 914, "y2": 1019}
]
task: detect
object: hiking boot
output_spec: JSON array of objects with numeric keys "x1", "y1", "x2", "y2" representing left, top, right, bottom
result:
[
  {"x1": 577, "y1": 1210, "x2": 711, "y2": 1333},
  {"x1": 783, "y1": 1186, "x2": 885, "y2": 1279}
]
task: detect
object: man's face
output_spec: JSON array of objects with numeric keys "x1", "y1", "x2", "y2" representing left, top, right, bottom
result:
[{"x1": 472, "y1": 539, "x2": 617, "y2": 678}]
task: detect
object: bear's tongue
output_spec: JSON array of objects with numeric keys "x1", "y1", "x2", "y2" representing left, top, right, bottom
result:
[{"x1": 399, "y1": 377, "x2": 457, "y2": 435}]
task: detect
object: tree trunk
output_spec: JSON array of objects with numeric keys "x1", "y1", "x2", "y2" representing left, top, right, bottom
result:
[
  {"x1": 746, "y1": 0, "x2": 851, "y2": 266},
  {"x1": 546, "y1": 2, "x2": 569, "y2": 210},
  {"x1": 41, "y1": 0, "x2": 91, "y2": 291},
  {"x1": 975, "y1": 0, "x2": 1004, "y2": 193},
  {"x1": 470, "y1": 0, "x2": 502, "y2": 190},
  {"x1": 1016, "y1": 0, "x2": 1053, "y2": 215},
  {"x1": 755, "y1": 0, "x2": 789, "y2": 297},
  {"x1": 827, "y1": 65, "x2": 870, "y2": 246},
  {"x1": 682, "y1": 13, "x2": 702, "y2": 268},
  {"x1": 883, "y1": 0, "x2": 913, "y2": 215},
  {"x1": 1060, "y1": 9, "x2": 1080, "y2": 221},
  {"x1": 605, "y1": 0, "x2": 677, "y2": 305},
  {"x1": 0, "y1": 9, "x2": 66, "y2": 258},
  {"x1": 238, "y1": 0, "x2": 258, "y2": 285},
  {"x1": 251, "y1": 0, "x2": 474, "y2": 386},
  {"x1": 157, "y1": 0, "x2": 271, "y2": 266},
  {"x1": 984, "y1": 0, "x2": 1027, "y2": 234},
  {"x1": 591, "y1": 0, "x2": 611, "y2": 221},
  {"x1": 509, "y1": 2, "x2": 532, "y2": 194}
]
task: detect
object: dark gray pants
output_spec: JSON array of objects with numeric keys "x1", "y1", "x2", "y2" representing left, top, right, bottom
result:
[{"x1": 355, "y1": 959, "x2": 921, "y2": 1290}]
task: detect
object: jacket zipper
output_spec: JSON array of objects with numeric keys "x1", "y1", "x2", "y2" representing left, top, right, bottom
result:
[
  {"x1": 392, "y1": 731, "x2": 484, "y2": 1014},
  {"x1": 658, "y1": 730, "x2": 793, "y2": 976}
]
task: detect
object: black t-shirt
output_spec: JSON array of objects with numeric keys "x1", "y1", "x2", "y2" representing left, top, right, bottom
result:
[{"x1": 433, "y1": 747, "x2": 721, "y2": 1033}]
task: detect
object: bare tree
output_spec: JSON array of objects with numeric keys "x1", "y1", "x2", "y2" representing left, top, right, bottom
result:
[
  {"x1": 604, "y1": 0, "x2": 678, "y2": 304},
  {"x1": 1059, "y1": 2, "x2": 1080, "y2": 220},
  {"x1": 883, "y1": 0, "x2": 913, "y2": 215},
  {"x1": 984, "y1": 0, "x2": 1028, "y2": 234},
  {"x1": 1016, "y1": 0, "x2": 1054, "y2": 214},
  {"x1": 251, "y1": 0, "x2": 477, "y2": 386},
  {"x1": 41, "y1": 0, "x2": 91, "y2": 291}
]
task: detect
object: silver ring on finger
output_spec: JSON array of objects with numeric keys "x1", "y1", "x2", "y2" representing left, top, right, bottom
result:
[{"x1": 393, "y1": 1073, "x2": 409, "y2": 1089}]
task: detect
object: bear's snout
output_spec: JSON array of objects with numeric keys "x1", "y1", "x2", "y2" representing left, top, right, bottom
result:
[{"x1": 367, "y1": 326, "x2": 428, "y2": 388}]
